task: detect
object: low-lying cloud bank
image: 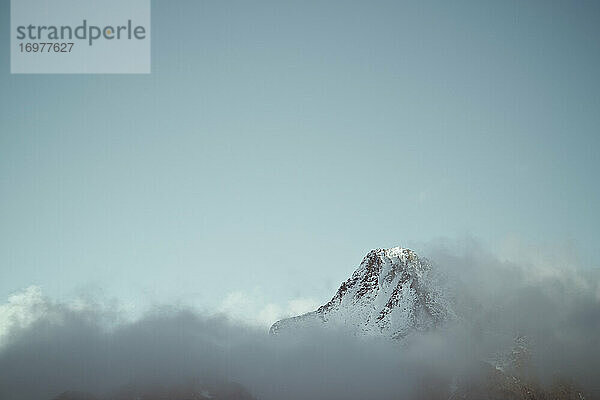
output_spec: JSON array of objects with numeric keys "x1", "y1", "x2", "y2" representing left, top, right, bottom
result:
[{"x1": 1, "y1": 240, "x2": 599, "y2": 400}]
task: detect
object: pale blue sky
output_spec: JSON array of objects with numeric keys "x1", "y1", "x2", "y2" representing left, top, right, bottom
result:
[{"x1": 1, "y1": 1, "x2": 599, "y2": 321}]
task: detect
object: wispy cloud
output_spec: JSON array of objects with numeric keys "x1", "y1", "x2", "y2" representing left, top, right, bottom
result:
[{"x1": 218, "y1": 289, "x2": 319, "y2": 328}]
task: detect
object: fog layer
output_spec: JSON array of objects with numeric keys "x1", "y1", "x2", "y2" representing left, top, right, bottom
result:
[{"x1": 1, "y1": 241, "x2": 598, "y2": 399}]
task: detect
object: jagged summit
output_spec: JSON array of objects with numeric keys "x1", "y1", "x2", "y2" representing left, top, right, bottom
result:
[{"x1": 270, "y1": 246, "x2": 453, "y2": 339}]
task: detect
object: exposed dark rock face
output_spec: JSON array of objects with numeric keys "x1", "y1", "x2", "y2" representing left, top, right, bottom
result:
[{"x1": 449, "y1": 363, "x2": 587, "y2": 400}]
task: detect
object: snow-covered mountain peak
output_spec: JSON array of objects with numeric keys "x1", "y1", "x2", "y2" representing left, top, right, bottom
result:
[{"x1": 270, "y1": 246, "x2": 453, "y2": 339}]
